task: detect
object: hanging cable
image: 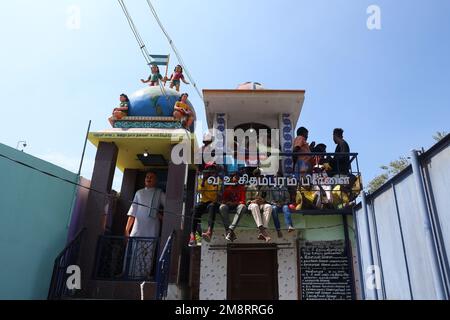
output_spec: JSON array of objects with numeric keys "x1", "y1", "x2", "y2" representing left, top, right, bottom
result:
[
  {"x1": 0, "y1": 151, "x2": 189, "y2": 222},
  {"x1": 144, "y1": 0, "x2": 204, "y2": 101},
  {"x1": 118, "y1": 0, "x2": 202, "y2": 102},
  {"x1": 118, "y1": 0, "x2": 152, "y2": 66},
  {"x1": 118, "y1": 0, "x2": 171, "y2": 102},
  {"x1": 0, "y1": 151, "x2": 351, "y2": 231}
]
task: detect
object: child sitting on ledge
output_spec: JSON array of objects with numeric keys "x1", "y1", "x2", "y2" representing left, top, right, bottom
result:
[
  {"x1": 108, "y1": 94, "x2": 129, "y2": 127},
  {"x1": 173, "y1": 93, "x2": 194, "y2": 129}
]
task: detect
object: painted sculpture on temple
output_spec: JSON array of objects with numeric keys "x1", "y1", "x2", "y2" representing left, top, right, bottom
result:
[
  {"x1": 108, "y1": 94, "x2": 129, "y2": 126},
  {"x1": 141, "y1": 64, "x2": 163, "y2": 87},
  {"x1": 173, "y1": 93, "x2": 194, "y2": 129},
  {"x1": 165, "y1": 64, "x2": 189, "y2": 92}
]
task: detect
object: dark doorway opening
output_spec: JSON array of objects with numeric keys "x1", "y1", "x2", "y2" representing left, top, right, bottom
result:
[{"x1": 227, "y1": 244, "x2": 279, "y2": 300}]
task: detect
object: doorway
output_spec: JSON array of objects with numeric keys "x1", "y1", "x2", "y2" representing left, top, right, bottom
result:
[{"x1": 227, "y1": 244, "x2": 279, "y2": 300}]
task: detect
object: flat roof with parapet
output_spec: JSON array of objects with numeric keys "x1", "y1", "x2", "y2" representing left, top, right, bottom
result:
[
  {"x1": 88, "y1": 128, "x2": 197, "y2": 172},
  {"x1": 203, "y1": 89, "x2": 306, "y2": 129}
]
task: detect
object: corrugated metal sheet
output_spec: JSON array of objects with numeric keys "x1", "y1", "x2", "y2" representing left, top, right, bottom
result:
[
  {"x1": 367, "y1": 203, "x2": 384, "y2": 299},
  {"x1": 372, "y1": 187, "x2": 411, "y2": 299},
  {"x1": 394, "y1": 174, "x2": 438, "y2": 299},
  {"x1": 354, "y1": 136, "x2": 449, "y2": 300},
  {"x1": 355, "y1": 206, "x2": 376, "y2": 299},
  {"x1": 424, "y1": 145, "x2": 450, "y2": 276}
]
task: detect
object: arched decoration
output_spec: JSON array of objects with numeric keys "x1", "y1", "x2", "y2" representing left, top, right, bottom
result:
[{"x1": 234, "y1": 122, "x2": 271, "y2": 134}]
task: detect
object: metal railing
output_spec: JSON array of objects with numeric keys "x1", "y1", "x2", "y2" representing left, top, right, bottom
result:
[
  {"x1": 48, "y1": 228, "x2": 85, "y2": 300},
  {"x1": 93, "y1": 235, "x2": 159, "y2": 281},
  {"x1": 196, "y1": 152, "x2": 362, "y2": 214},
  {"x1": 155, "y1": 231, "x2": 175, "y2": 300},
  {"x1": 220, "y1": 151, "x2": 359, "y2": 174}
]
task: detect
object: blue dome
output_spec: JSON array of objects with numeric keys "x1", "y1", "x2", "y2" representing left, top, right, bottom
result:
[{"x1": 128, "y1": 86, "x2": 195, "y2": 117}]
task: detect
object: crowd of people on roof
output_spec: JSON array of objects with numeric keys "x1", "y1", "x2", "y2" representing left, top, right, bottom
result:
[{"x1": 188, "y1": 127, "x2": 361, "y2": 247}]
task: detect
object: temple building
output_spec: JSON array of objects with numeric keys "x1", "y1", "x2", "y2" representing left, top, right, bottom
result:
[{"x1": 48, "y1": 82, "x2": 364, "y2": 300}]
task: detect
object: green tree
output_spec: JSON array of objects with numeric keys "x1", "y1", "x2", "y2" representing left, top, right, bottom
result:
[
  {"x1": 368, "y1": 132, "x2": 447, "y2": 194},
  {"x1": 368, "y1": 157, "x2": 410, "y2": 194},
  {"x1": 433, "y1": 131, "x2": 448, "y2": 142}
]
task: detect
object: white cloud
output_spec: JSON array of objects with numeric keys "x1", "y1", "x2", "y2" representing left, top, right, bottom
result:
[{"x1": 66, "y1": 5, "x2": 81, "y2": 30}]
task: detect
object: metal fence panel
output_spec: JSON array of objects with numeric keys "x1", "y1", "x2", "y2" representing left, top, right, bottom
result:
[
  {"x1": 354, "y1": 138, "x2": 450, "y2": 300},
  {"x1": 367, "y1": 203, "x2": 384, "y2": 299},
  {"x1": 354, "y1": 206, "x2": 377, "y2": 300},
  {"x1": 372, "y1": 188, "x2": 411, "y2": 299},
  {"x1": 425, "y1": 145, "x2": 450, "y2": 270},
  {"x1": 394, "y1": 174, "x2": 438, "y2": 299}
]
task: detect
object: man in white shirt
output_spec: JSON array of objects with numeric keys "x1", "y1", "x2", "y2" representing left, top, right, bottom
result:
[
  {"x1": 125, "y1": 172, "x2": 166, "y2": 238},
  {"x1": 124, "y1": 171, "x2": 166, "y2": 278}
]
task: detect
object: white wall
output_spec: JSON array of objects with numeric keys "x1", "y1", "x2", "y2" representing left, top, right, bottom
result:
[{"x1": 199, "y1": 230, "x2": 298, "y2": 300}]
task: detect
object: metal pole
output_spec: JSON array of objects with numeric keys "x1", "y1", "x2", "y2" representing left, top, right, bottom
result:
[
  {"x1": 353, "y1": 209, "x2": 366, "y2": 299},
  {"x1": 65, "y1": 120, "x2": 91, "y2": 231},
  {"x1": 361, "y1": 191, "x2": 378, "y2": 300},
  {"x1": 391, "y1": 183, "x2": 414, "y2": 299},
  {"x1": 369, "y1": 201, "x2": 386, "y2": 299},
  {"x1": 78, "y1": 120, "x2": 92, "y2": 176},
  {"x1": 342, "y1": 214, "x2": 356, "y2": 300},
  {"x1": 410, "y1": 149, "x2": 446, "y2": 300}
]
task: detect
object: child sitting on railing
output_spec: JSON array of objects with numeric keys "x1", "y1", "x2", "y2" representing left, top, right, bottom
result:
[
  {"x1": 260, "y1": 176, "x2": 294, "y2": 237},
  {"x1": 221, "y1": 173, "x2": 247, "y2": 242},
  {"x1": 188, "y1": 163, "x2": 224, "y2": 246},
  {"x1": 246, "y1": 168, "x2": 273, "y2": 243}
]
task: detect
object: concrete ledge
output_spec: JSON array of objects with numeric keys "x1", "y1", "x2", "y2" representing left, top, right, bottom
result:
[
  {"x1": 87, "y1": 280, "x2": 157, "y2": 300},
  {"x1": 121, "y1": 116, "x2": 178, "y2": 122}
]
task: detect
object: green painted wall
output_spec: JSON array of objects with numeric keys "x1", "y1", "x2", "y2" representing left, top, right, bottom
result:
[
  {"x1": 0, "y1": 143, "x2": 78, "y2": 300},
  {"x1": 300, "y1": 215, "x2": 347, "y2": 241},
  {"x1": 201, "y1": 212, "x2": 354, "y2": 242}
]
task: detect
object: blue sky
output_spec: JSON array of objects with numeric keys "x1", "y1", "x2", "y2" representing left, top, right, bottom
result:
[{"x1": 1, "y1": 0, "x2": 449, "y2": 190}]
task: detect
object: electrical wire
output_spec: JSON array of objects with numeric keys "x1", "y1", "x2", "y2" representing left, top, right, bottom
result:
[
  {"x1": 117, "y1": 0, "x2": 153, "y2": 66},
  {"x1": 144, "y1": 0, "x2": 204, "y2": 101},
  {"x1": 0, "y1": 151, "x2": 352, "y2": 232},
  {"x1": 0, "y1": 151, "x2": 178, "y2": 218}
]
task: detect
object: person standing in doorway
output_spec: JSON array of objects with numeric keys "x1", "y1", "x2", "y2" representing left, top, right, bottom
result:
[{"x1": 125, "y1": 171, "x2": 166, "y2": 278}]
